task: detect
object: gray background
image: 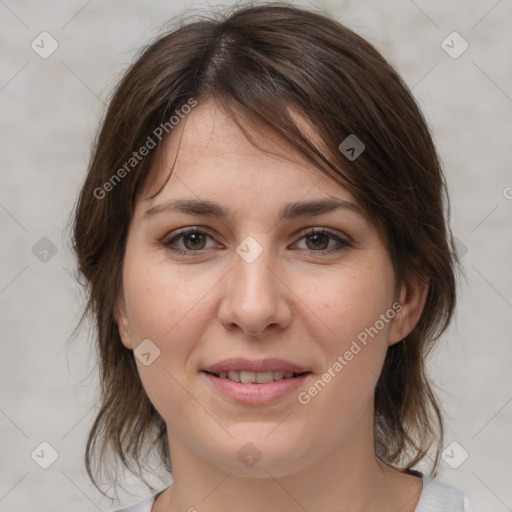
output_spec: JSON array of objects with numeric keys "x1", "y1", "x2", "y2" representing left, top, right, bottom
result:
[{"x1": 1, "y1": 0, "x2": 511, "y2": 511}]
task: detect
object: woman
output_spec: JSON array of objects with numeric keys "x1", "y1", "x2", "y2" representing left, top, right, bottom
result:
[{"x1": 72, "y1": 3, "x2": 470, "y2": 511}]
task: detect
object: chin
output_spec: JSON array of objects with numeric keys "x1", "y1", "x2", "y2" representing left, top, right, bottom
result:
[{"x1": 202, "y1": 432, "x2": 312, "y2": 477}]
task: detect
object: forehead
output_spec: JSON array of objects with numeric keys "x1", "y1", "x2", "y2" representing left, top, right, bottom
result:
[
  {"x1": 140, "y1": 99, "x2": 357, "y2": 211},
  {"x1": 178, "y1": 100, "x2": 315, "y2": 158}
]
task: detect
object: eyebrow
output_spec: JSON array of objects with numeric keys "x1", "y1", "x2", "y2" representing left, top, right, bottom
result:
[{"x1": 143, "y1": 197, "x2": 363, "y2": 221}]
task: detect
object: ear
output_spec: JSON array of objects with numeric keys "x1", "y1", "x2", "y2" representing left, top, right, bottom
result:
[
  {"x1": 388, "y1": 273, "x2": 429, "y2": 346},
  {"x1": 114, "y1": 295, "x2": 133, "y2": 350}
]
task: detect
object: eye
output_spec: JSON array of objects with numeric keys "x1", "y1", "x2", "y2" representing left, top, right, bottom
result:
[
  {"x1": 293, "y1": 228, "x2": 351, "y2": 254},
  {"x1": 163, "y1": 228, "x2": 219, "y2": 254},
  {"x1": 162, "y1": 226, "x2": 351, "y2": 256}
]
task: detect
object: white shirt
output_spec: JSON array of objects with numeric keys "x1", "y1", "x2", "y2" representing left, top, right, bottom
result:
[{"x1": 111, "y1": 472, "x2": 471, "y2": 512}]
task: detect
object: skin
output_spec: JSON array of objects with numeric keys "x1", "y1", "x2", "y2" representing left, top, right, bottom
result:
[{"x1": 115, "y1": 99, "x2": 428, "y2": 512}]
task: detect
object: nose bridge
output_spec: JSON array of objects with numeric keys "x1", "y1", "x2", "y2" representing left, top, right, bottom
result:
[
  {"x1": 235, "y1": 248, "x2": 275, "y2": 301},
  {"x1": 217, "y1": 236, "x2": 291, "y2": 334},
  {"x1": 232, "y1": 240, "x2": 279, "y2": 312}
]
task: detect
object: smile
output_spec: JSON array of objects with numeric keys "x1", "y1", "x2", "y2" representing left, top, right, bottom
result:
[
  {"x1": 206, "y1": 370, "x2": 306, "y2": 383},
  {"x1": 202, "y1": 370, "x2": 311, "y2": 404}
]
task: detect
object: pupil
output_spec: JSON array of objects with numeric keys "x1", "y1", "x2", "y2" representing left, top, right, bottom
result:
[
  {"x1": 307, "y1": 233, "x2": 328, "y2": 250},
  {"x1": 185, "y1": 233, "x2": 205, "y2": 250}
]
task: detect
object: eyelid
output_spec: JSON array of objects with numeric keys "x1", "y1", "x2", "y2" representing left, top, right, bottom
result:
[{"x1": 294, "y1": 226, "x2": 351, "y2": 242}]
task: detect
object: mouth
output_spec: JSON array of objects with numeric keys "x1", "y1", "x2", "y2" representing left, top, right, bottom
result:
[
  {"x1": 200, "y1": 358, "x2": 312, "y2": 404},
  {"x1": 203, "y1": 370, "x2": 309, "y2": 383}
]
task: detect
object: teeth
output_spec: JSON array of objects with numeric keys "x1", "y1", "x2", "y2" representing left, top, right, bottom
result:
[
  {"x1": 240, "y1": 371, "x2": 256, "y2": 383},
  {"x1": 228, "y1": 370, "x2": 241, "y2": 382},
  {"x1": 214, "y1": 370, "x2": 300, "y2": 383},
  {"x1": 256, "y1": 371, "x2": 274, "y2": 383}
]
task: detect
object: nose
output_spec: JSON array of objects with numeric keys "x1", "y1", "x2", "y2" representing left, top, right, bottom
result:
[{"x1": 217, "y1": 244, "x2": 292, "y2": 336}]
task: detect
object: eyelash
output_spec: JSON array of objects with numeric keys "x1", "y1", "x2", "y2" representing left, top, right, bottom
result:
[{"x1": 162, "y1": 226, "x2": 351, "y2": 256}]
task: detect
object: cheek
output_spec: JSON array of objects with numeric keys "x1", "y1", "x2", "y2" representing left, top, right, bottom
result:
[
  {"x1": 121, "y1": 251, "x2": 229, "y2": 410},
  {"x1": 122, "y1": 251, "x2": 218, "y2": 342},
  {"x1": 292, "y1": 260, "x2": 396, "y2": 410},
  {"x1": 121, "y1": 256, "x2": 216, "y2": 419},
  {"x1": 297, "y1": 261, "x2": 396, "y2": 350}
]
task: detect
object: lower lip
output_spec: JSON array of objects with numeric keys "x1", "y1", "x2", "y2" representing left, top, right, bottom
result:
[{"x1": 202, "y1": 371, "x2": 310, "y2": 405}]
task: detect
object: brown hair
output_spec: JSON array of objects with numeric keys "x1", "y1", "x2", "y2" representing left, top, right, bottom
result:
[{"x1": 72, "y1": 1, "x2": 458, "y2": 494}]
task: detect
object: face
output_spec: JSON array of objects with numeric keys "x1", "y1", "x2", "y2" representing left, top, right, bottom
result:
[{"x1": 115, "y1": 100, "x2": 426, "y2": 478}]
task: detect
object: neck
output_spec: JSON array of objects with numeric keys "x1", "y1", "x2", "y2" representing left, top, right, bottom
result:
[{"x1": 157, "y1": 407, "x2": 422, "y2": 512}]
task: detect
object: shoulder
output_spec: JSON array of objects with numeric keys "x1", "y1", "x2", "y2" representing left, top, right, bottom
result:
[
  {"x1": 108, "y1": 494, "x2": 156, "y2": 512},
  {"x1": 415, "y1": 473, "x2": 471, "y2": 512}
]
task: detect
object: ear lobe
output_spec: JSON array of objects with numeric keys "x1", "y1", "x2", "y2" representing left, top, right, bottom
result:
[
  {"x1": 114, "y1": 296, "x2": 133, "y2": 349},
  {"x1": 388, "y1": 275, "x2": 429, "y2": 346}
]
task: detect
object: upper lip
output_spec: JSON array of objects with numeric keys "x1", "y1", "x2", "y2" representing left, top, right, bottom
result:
[{"x1": 202, "y1": 358, "x2": 310, "y2": 374}]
